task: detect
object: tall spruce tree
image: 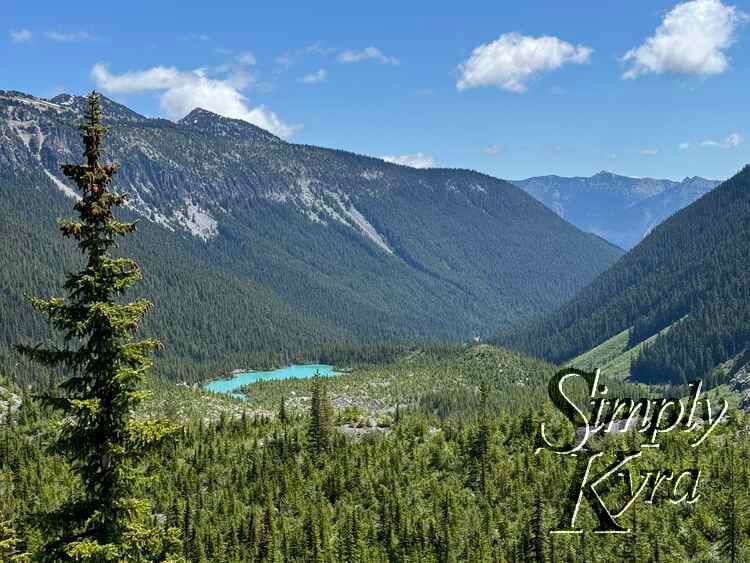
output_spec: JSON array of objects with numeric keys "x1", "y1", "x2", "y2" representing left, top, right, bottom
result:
[
  {"x1": 308, "y1": 372, "x2": 333, "y2": 456},
  {"x1": 17, "y1": 92, "x2": 181, "y2": 561}
]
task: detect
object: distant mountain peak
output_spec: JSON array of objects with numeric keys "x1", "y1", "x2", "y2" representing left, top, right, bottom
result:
[
  {"x1": 180, "y1": 107, "x2": 221, "y2": 121},
  {"x1": 48, "y1": 92, "x2": 148, "y2": 124},
  {"x1": 178, "y1": 108, "x2": 282, "y2": 142}
]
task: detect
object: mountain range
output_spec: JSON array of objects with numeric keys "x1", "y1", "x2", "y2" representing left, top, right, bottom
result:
[
  {"x1": 513, "y1": 171, "x2": 720, "y2": 249},
  {"x1": 499, "y1": 165, "x2": 750, "y2": 391},
  {"x1": 0, "y1": 90, "x2": 621, "y2": 382}
]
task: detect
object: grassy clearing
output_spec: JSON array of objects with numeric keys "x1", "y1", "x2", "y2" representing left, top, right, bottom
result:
[{"x1": 568, "y1": 320, "x2": 683, "y2": 381}]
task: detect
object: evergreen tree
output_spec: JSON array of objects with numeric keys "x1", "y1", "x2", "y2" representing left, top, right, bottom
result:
[
  {"x1": 470, "y1": 381, "x2": 492, "y2": 493},
  {"x1": 258, "y1": 500, "x2": 278, "y2": 562},
  {"x1": 16, "y1": 92, "x2": 181, "y2": 561},
  {"x1": 720, "y1": 442, "x2": 739, "y2": 563},
  {"x1": 278, "y1": 395, "x2": 288, "y2": 425},
  {"x1": 308, "y1": 372, "x2": 333, "y2": 456},
  {"x1": 529, "y1": 493, "x2": 545, "y2": 563}
]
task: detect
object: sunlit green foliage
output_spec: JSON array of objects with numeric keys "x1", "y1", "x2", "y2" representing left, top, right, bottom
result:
[{"x1": 15, "y1": 93, "x2": 181, "y2": 561}]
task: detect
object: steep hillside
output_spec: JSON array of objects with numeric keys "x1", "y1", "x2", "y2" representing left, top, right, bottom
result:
[
  {"x1": 0, "y1": 90, "x2": 621, "y2": 383},
  {"x1": 0, "y1": 167, "x2": 345, "y2": 387},
  {"x1": 513, "y1": 171, "x2": 719, "y2": 249},
  {"x1": 499, "y1": 166, "x2": 750, "y2": 386}
]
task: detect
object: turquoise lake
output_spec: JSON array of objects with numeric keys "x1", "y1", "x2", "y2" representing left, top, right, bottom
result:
[{"x1": 204, "y1": 364, "x2": 339, "y2": 396}]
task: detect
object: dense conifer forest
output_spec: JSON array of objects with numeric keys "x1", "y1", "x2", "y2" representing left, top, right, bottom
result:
[{"x1": 3, "y1": 367, "x2": 749, "y2": 561}]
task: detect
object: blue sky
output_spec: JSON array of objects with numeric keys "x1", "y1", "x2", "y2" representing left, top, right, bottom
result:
[{"x1": 3, "y1": 0, "x2": 749, "y2": 181}]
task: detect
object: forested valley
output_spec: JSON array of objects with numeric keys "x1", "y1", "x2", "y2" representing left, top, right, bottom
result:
[{"x1": 1, "y1": 89, "x2": 749, "y2": 563}]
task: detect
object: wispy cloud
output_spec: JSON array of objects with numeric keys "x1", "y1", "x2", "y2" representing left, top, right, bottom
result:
[
  {"x1": 183, "y1": 33, "x2": 210, "y2": 42},
  {"x1": 482, "y1": 145, "x2": 503, "y2": 156},
  {"x1": 91, "y1": 63, "x2": 300, "y2": 139},
  {"x1": 337, "y1": 46, "x2": 399, "y2": 65},
  {"x1": 640, "y1": 148, "x2": 659, "y2": 156},
  {"x1": 9, "y1": 29, "x2": 32, "y2": 43},
  {"x1": 699, "y1": 132, "x2": 744, "y2": 148},
  {"x1": 381, "y1": 153, "x2": 434, "y2": 168},
  {"x1": 457, "y1": 32, "x2": 592, "y2": 93},
  {"x1": 300, "y1": 69, "x2": 327, "y2": 84},
  {"x1": 724, "y1": 132, "x2": 744, "y2": 147},
  {"x1": 237, "y1": 52, "x2": 257, "y2": 66},
  {"x1": 622, "y1": 0, "x2": 747, "y2": 79},
  {"x1": 275, "y1": 42, "x2": 337, "y2": 70},
  {"x1": 304, "y1": 42, "x2": 337, "y2": 56},
  {"x1": 45, "y1": 31, "x2": 95, "y2": 42}
]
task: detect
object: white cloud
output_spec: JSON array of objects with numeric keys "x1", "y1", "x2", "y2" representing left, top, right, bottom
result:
[
  {"x1": 640, "y1": 148, "x2": 659, "y2": 156},
  {"x1": 381, "y1": 153, "x2": 435, "y2": 168},
  {"x1": 482, "y1": 145, "x2": 502, "y2": 156},
  {"x1": 456, "y1": 32, "x2": 592, "y2": 93},
  {"x1": 337, "y1": 47, "x2": 400, "y2": 65},
  {"x1": 92, "y1": 64, "x2": 182, "y2": 93},
  {"x1": 725, "y1": 132, "x2": 744, "y2": 147},
  {"x1": 622, "y1": 0, "x2": 747, "y2": 79},
  {"x1": 45, "y1": 31, "x2": 95, "y2": 42},
  {"x1": 679, "y1": 142, "x2": 691, "y2": 150},
  {"x1": 699, "y1": 132, "x2": 744, "y2": 148},
  {"x1": 10, "y1": 29, "x2": 32, "y2": 42},
  {"x1": 300, "y1": 69, "x2": 327, "y2": 84},
  {"x1": 91, "y1": 63, "x2": 300, "y2": 139},
  {"x1": 237, "y1": 52, "x2": 256, "y2": 66}
]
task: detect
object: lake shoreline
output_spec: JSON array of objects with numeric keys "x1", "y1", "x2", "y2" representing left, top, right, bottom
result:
[{"x1": 204, "y1": 363, "x2": 342, "y2": 395}]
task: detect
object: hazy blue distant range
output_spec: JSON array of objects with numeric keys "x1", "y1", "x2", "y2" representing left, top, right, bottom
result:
[
  {"x1": 512, "y1": 171, "x2": 720, "y2": 249},
  {"x1": 205, "y1": 364, "x2": 339, "y2": 395}
]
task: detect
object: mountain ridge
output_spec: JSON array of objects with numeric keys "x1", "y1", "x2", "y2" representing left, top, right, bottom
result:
[
  {"x1": 499, "y1": 165, "x2": 750, "y2": 387},
  {"x1": 1, "y1": 89, "x2": 622, "y2": 382},
  {"x1": 512, "y1": 170, "x2": 720, "y2": 249}
]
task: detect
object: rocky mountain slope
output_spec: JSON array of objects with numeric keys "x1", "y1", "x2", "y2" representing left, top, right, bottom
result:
[
  {"x1": 513, "y1": 171, "x2": 720, "y2": 249},
  {"x1": 0, "y1": 90, "x2": 622, "y2": 382}
]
